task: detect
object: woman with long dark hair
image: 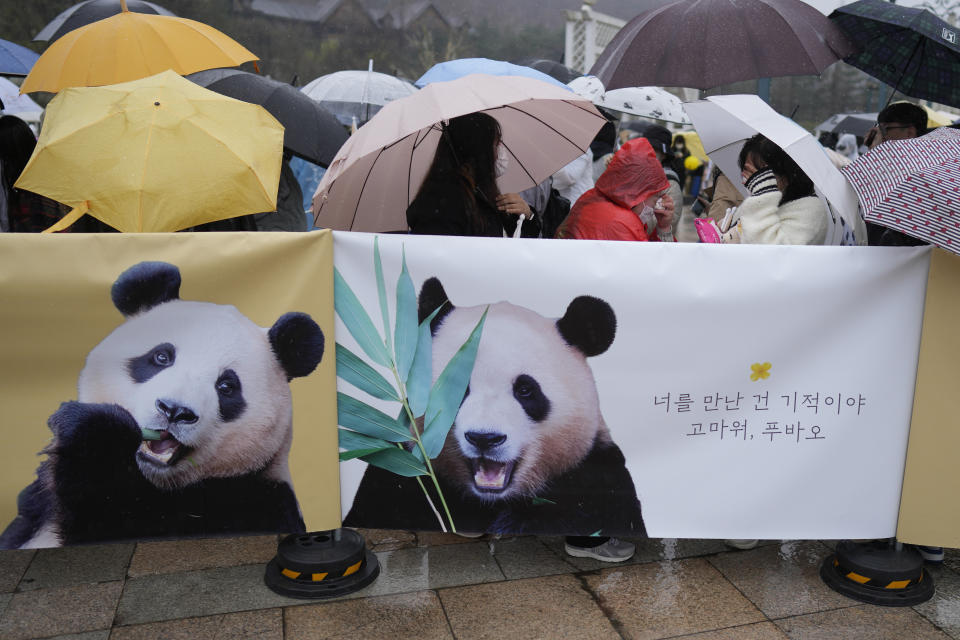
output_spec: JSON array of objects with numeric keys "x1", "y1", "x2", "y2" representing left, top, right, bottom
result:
[
  {"x1": 720, "y1": 134, "x2": 828, "y2": 245},
  {"x1": 406, "y1": 112, "x2": 538, "y2": 237}
]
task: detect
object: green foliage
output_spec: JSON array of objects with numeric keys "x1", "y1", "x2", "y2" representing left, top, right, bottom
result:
[{"x1": 335, "y1": 236, "x2": 486, "y2": 532}]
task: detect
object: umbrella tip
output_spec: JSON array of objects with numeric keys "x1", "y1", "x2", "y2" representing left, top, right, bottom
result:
[{"x1": 120, "y1": 0, "x2": 129, "y2": 11}]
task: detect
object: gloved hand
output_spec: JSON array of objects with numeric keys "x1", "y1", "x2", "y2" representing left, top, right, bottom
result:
[{"x1": 743, "y1": 168, "x2": 778, "y2": 197}]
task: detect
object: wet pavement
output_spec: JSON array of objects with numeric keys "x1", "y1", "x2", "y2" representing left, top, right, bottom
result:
[{"x1": 1, "y1": 533, "x2": 958, "y2": 639}]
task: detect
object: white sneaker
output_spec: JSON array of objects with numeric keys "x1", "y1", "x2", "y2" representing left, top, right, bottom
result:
[
  {"x1": 565, "y1": 537, "x2": 635, "y2": 562},
  {"x1": 724, "y1": 539, "x2": 759, "y2": 550}
]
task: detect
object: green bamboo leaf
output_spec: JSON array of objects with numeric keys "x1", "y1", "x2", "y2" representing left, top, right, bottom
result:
[
  {"x1": 422, "y1": 308, "x2": 488, "y2": 459},
  {"x1": 336, "y1": 343, "x2": 399, "y2": 401},
  {"x1": 394, "y1": 246, "x2": 418, "y2": 384},
  {"x1": 340, "y1": 448, "x2": 389, "y2": 461},
  {"x1": 407, "y1": 306, "x2": 442, "y2": 417},
  {"x1": 334, "y1": 268, "x2": 391, "y2": 367},
  {"x1": 338, "y1": 428, "x2": 394, "y2": 453},
  {"x1": 337, "y1": 393, "x2": 410, "y2": 442},
  {"x1": 360, "y1": 447, "x2": 428, "y2": 477},
  {"x1": 141, "y1": 428, "x2": 163, "y2": 441},
  {"x1": 531, "y1": 497, "x2": 557, "y2": 506},
  {"x1": 374, "y1": 236, "x2": 393, "y2": 355}
]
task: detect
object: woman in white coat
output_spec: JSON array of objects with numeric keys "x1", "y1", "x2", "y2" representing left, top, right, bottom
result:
[{"x1": 722, "y1": 134, "x2": 828, "y2": 245}]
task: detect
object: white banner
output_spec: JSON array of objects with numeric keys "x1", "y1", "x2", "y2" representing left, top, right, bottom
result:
[{"x1": 334, "y1": 232, "x2": 930, "y2": 539}]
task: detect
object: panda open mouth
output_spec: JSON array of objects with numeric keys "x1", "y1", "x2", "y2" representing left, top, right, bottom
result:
[
  {"x1": 137, "y1": 431, "x2": 191, "y2": 467},
  {"x1": 470, "y1": 458, "x2": 516, "y2": 493}
]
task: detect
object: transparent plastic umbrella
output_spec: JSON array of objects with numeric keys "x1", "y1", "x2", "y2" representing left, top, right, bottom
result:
[{"x1": 300, "y1": 69, "x2": 417, "y2": 127}]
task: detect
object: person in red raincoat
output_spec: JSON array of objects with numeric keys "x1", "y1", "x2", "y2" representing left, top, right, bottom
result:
[{"x1": 555, "y1": 137, "x2": 675, "y2": 241}]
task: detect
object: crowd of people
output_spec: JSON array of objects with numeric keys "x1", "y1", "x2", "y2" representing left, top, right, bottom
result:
[{"x1": 0, "y1": 93, "x2": 951, "y2": 563}]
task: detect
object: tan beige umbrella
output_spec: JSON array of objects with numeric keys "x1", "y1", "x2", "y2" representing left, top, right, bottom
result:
[{"x1": 311, "y1": 73, "x2": 605, "y2": 232}]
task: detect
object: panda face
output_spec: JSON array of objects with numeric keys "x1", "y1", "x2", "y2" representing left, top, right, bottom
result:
[
  {"x1": 430, "y1": 301, "x2": 604, "y2": 501},
  {"x1": 78, "y1": 301, "x2": 293, "y2": 490}
]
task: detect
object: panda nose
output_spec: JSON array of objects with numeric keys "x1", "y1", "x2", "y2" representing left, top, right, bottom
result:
[
  {"x1": 156, "y1": 399, "x2": 198, "y2": 425},
  {"x1": 465, "y1": 431, "x2": 506, "y2": 451}
]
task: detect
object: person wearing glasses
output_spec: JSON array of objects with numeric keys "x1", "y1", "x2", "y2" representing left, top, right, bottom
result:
[
  {"x1": 865, "y1": 102, "x2": 927, "y2": 149},
  {"x1": 863, "y1": 103, "x2": 931, "y2": 247}
]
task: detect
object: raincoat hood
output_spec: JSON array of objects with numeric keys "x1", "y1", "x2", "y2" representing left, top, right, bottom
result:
[{"x1": 594, "y1": 137, "x2": 669, "y2": 209}]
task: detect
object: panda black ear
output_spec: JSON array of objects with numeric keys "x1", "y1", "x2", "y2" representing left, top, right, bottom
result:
[
  {"x1": 418, "y1": 277, "x2": 455, "y2": 335},
  {"x1": 556, "y1": 296, "x2": 617, "y2": 357},
  {"x1": 111, "y1": 262, "x2": 181, "y2": 316},
  {"x1": 269, "y1": 312, "x2": 325, "y2": 381}
]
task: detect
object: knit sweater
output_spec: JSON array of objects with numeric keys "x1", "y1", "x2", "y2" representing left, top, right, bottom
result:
[{"x1": 736, "y1": 192, "x2": 829, "y2": 245}]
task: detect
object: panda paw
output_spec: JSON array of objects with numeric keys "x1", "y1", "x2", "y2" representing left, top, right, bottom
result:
[{"x1": 48, "y1": 402, "x2": 142, "y2": 452}]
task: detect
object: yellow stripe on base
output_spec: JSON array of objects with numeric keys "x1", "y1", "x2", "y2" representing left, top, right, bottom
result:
[
  {"x1": 312, "y1": 573, "x2": 328, "y2": 581},
  {"x1": 845, "y1": 571, "x2": 872, "y2": 585},
  {"x1": 343, "y1": 560, "x2": 362, "y2": 576},
  {"x1": 886, "y1": 579, "x2": 912, "y2": 589},
  {"x1": 281, "y1": 568, "x2": 301, "y2": 579}
]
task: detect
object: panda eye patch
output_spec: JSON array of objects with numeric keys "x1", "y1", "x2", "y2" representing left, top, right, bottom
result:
[
  {"x1": 127, "y1": 343, "x2": 176, "y2": 383},
  {"x1": 512, "y1": 374, "x2": 550, "y2": 422},
  {"x1": 216, "y1": 370, "x2": 241, "y2": 396},
  {"x1": 216, "y1": 369, "x2": 247, "y2": 422}
]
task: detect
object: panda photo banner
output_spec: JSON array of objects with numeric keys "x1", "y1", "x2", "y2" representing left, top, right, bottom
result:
[
  {"x1": 0, "y1": 232, "x2": 340, "y2": 548},
  {"x1": 334, "y1": 232, "x2": 930, "y2": 540}
]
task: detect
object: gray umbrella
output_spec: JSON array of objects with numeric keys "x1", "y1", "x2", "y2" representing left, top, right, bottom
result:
[
  {"x1": 187, "y1": 69, "x2": 349, "y2": 168},
  {"x1": 590, "y1": 0, "x2": 857, "y2": 91},
  {"x1": 34, "y1": 0, "x2": 175, "y2": 42}
]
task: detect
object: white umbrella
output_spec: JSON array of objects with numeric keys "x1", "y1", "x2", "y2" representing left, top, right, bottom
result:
[
  {"x1": 596, "y1": 86, "x2": 690, "y2": 124},
  {"x1": 567, "y1": 75, "x2": 605, "y2": 102},
  {"x1": 0, "y1": 77, "x2": 41, "y2": 114},
  {"x1": 684, "y1": 94, "x2": 866, "y2": 245},
  {"x1": 312, "y1": 73, "x2": 605, "y2": 232},
  {"x1": 300, "y1": 68, "x2": 417, "y2": 127}
]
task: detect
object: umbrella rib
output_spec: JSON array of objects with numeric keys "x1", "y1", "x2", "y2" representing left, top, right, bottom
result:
[
  {"x1": 755, "y1": 0, "x2": 822, "y2": 75},
  {"x1": 349, "y1": 145, "x2": 389, "y2": 231},
  {"x1": 495, "y1": 103, "x2": 594, "y2": 154},
  {"x1": 137, "y1": 105, "x2": 161, "y2": 232},
  {"x1": 180, "y1": 118, "x2": 279, "y2": 216}
]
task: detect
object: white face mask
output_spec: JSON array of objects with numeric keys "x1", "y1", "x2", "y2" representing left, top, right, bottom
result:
[{"x1": 495, "y1": 144, "x2": 509, "y2": 178}]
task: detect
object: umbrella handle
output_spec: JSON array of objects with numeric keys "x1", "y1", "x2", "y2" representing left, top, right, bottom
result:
[{"x1": 42, "y1": 202, "x2": 88, "y2": 234}]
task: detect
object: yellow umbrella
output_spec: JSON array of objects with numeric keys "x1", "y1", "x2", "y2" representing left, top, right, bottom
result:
[
  {"x1": 15, "y1": 70, "x2": 283, "y2": 233},
  {"x1": 20, "y1": 0, "x2": 257, "y2": 94}
]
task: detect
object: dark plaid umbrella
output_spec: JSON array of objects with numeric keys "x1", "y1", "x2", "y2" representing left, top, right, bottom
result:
[
  {"x1": 830, "y1": 0, "x2": 960, "y2": 109},
  {"x1": 35, "y1": 0, "x2": 175, "y2": 43},
  {"x1": 842, "y1": 128, "x2": 960, "y2": 251},
  {"x1": 590, "y1": 0, "x2": 856, "y2": 90},
  {"x1": 514, "y1": 58, "x2": 581, "y2": 84},
  {"x1": 187, "y1": 69, "x2": 348, "y2": 167}
]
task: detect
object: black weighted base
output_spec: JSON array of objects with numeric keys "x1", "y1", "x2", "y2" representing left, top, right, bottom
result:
[
  {"x1": 264, "y1": 528, "x2": 380, "y2": 599},
  {"x1": 820, "y1": 540, "x2": 934, "y2": 607}
]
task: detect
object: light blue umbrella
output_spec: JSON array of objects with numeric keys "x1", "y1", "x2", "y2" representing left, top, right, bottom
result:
[
  {"x1": 415, "y1": 58, "x2": 571, "y2": 90},
  {"x1": 0, "y1": 38, "x2": 39, "y2": 76}
]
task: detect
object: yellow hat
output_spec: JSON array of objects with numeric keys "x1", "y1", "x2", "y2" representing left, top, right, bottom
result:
[{"x1": 684, "y1": 155, "x2": 702, "y2": 171}]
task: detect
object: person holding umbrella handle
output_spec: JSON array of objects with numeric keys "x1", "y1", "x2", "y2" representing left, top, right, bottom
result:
[
  {"x1": 406, "y1": 113, "x2": 539, "y2": 238},
  {"x1": 718, "y1": 134, "x2": 829, "y2": 246}
]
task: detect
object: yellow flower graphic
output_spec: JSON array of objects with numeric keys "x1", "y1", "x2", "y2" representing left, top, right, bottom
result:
[{"x1": 750, "y1": 362, "x2": 772, "y2": 382}]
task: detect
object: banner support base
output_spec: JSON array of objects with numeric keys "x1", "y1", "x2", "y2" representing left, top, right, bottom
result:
[
  {"x1": 264, "y1": 528, "x2": 380, "y2": 599},
  {"x1": 820, "y1": 539, "x2": 934, "y2": 606}
]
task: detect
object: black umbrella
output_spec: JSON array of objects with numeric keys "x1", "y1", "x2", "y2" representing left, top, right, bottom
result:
[
  {"x1": 590, "y1": 0, "x2": 856, "y2": 91},
  {"x1": 34, "y1": 0, "x2": 176, "y2": 43},
  {"x1": 830, "y1": 0, "x2": 960, "y2": 109},
  {"x1": 514, "y1": 58, "x2": 581, "y2": 84},
  {"x1": 186, "y1": 68, "x2": 348, "y2": 167}
]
